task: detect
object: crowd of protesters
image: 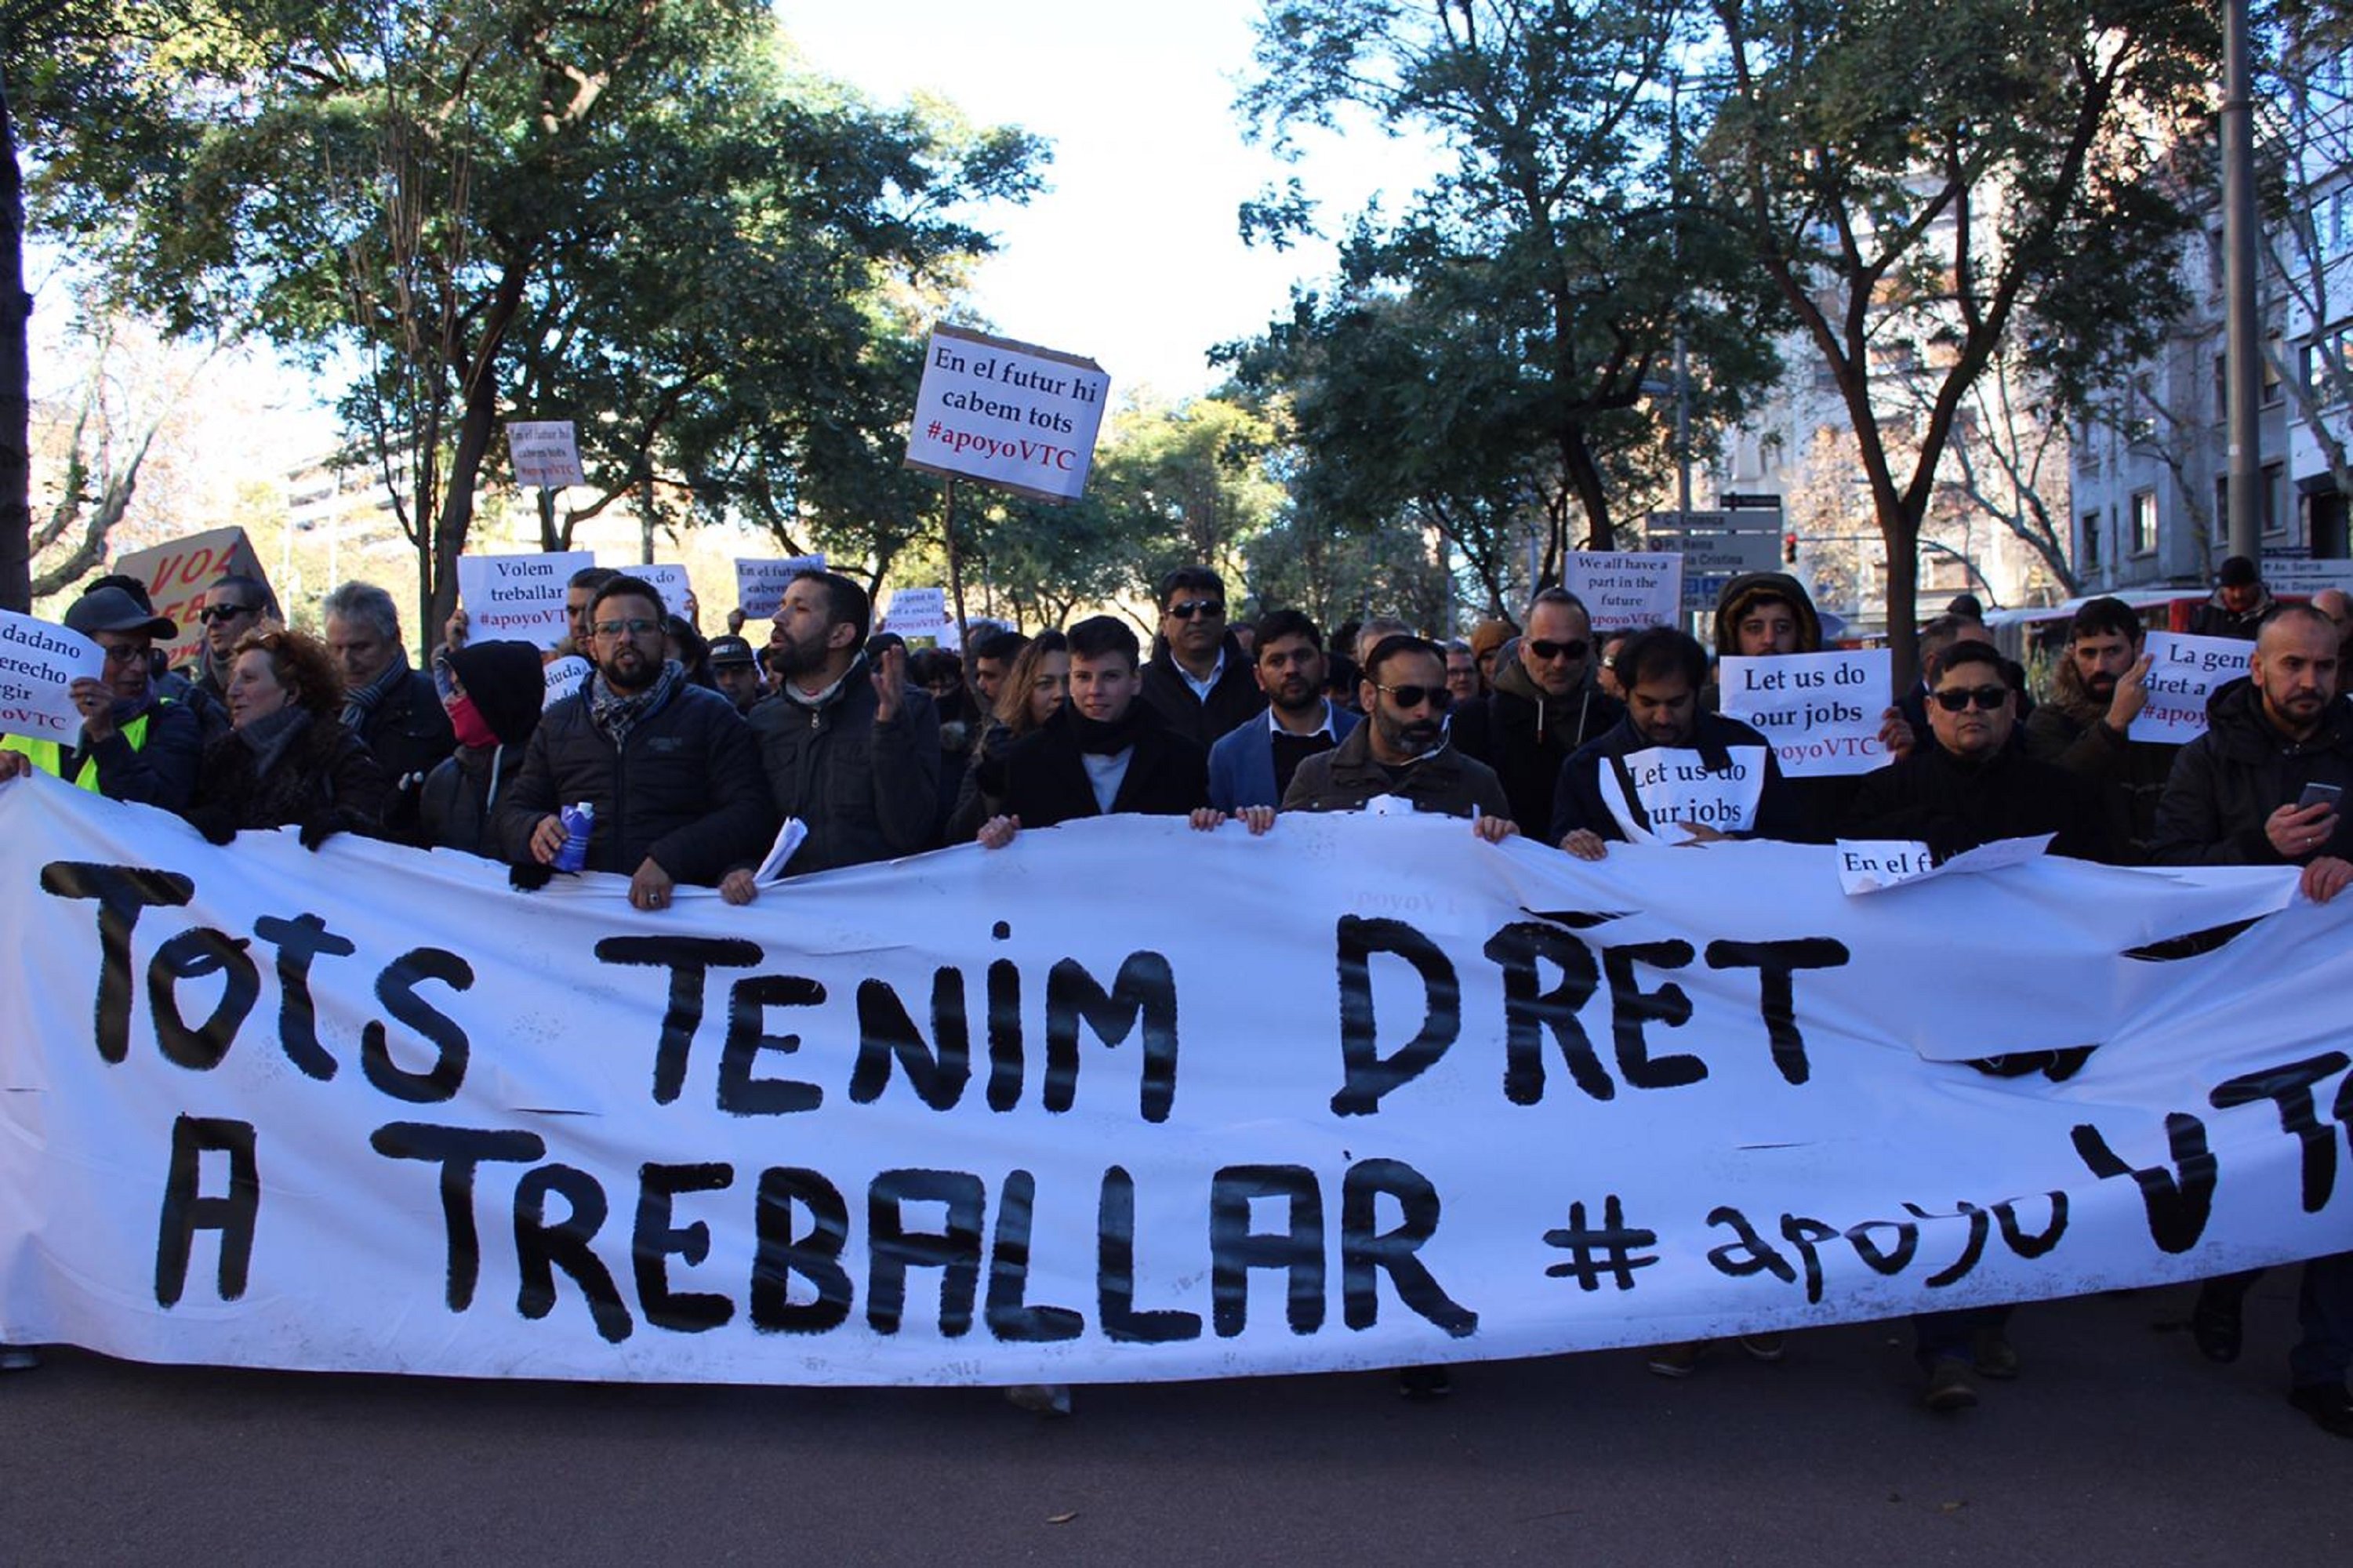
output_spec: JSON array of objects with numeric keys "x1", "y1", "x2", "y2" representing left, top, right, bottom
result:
[{"x1": 1, "y1": 550, "x2": 2348, "y2": 1436}]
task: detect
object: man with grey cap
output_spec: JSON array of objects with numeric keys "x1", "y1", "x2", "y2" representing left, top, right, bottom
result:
[
  {"x1": 707, "y1": 633, "x2": 765, "y2": 716},
  {"x1": 0, "y1": 583, "x2": 202, "y2": 811}
]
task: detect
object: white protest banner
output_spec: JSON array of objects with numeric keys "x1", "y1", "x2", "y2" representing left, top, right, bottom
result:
[
  {"x1": 112, "y1": 528, "x2": 272, "y2": 670},
  {"x1": 881, "y1": 587, "x2": 950, "y2": 636},
  {"x1": 0, "y1": 612, "x2": 104, "y2": 742},
  {"x1": 733, "y1": 556, "x2": 827, "y2": 621},
  {"x1": 2137, "y1": 633, "x2": 2251, "y2": 745},
  {"x1": 629, "y1": 563, "x2": 695, "y2": 618},
  {"x1": 8, "y1": 792, "x2": 2326, "y2": 1388},
  {"x1": 1719, "y1": 650, "x2": 1896, "y2": 779},
  {"x1": 1597, "y1": 742, "x2": 1770, "y2": 841},
  {"x1": 507, "y1": 421, "x2": 586, "y2": 489},
  {"x1": 542, "y1": 655, "x2": 592, "y2": 711},
  {"x1": 1563, "y1": 552, "x2": 1683, "y2": 634},
  {"x1": 456, "y1": 551, "x2": 594, "y2": 650},
  {"x1": 905, "y1": 325, "x2": 1112, "y2": 502}
]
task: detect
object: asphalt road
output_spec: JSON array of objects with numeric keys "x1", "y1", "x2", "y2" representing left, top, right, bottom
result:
[{"x1": 2, "y1": 1279, "x2": 2342, "y2": 1566}]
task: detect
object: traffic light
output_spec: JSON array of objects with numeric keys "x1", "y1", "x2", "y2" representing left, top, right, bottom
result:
[{"x1": 1784, "y1": 532, "x2": 1799, "y2": 565}]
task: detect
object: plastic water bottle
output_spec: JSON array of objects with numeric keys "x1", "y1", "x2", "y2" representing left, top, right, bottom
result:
[{"x1": 554, "y1": 801, "x2": 594, "y2": 873}]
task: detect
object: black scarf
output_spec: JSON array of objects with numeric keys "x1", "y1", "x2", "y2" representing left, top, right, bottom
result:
[{"x1": 1069, "y1": 703, "x2": 1148, "y2": 756}]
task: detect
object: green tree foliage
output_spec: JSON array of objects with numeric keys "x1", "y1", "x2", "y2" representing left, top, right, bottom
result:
[
  {"x1": 1702, "y1": 0, "x2": 2221, "y2": 675},
  {"x1": 32, "y1": 2, "x2": 1042, "y2": 641},
  {"x1": 1229, "y1": 0, "x2": 1781, "y2": 610}
]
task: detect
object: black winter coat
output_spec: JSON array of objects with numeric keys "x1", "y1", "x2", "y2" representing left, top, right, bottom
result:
[
  {"x1": 1138, "y1": 635, "x2": 1267, "y2": 751},
  {"x1": 982, "y1": 706, "x2": 1208, "y2": 829},
  {"x1": 357, "y1": 666, "x2": 457, "y2": 843},
  {"x1": 1449, "y1": 676, "x2": 1624, "y2": 840},
  {"x1": 749, "y1": 666, "x2": 939, "y2": 875},
  {"x1": 1551, "y1": 711, "x2": 1802, "y2": 844},
  {"x1": 419, "y1": 742, "x2": 524, "y2": 858},
  {"x1": 187, "y1": 710, "x2": 392, "y2": 839},
  {"x1": 2149, "y1": 678, "x2": 2353, "y2": 866},
  {"x1": 498, "y1": 681, "x2": 772, "y2": 884},
  {"x1": 1843, "y1": 739, "x2": 2114, "y2": 862}
]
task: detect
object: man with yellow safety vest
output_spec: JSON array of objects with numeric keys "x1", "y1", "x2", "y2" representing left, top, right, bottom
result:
[{"x1": 0, "y1": 585, "x2": 202, "y2": 811}]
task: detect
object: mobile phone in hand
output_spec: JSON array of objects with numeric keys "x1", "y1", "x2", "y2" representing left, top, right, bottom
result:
[{"x1": 2297, "y1": 781, "x2": 2344, "y2": 813}]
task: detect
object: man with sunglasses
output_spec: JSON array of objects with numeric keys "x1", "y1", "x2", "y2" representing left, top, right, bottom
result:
[
  {"x1": 0, "y1": 583, "x2": 202, "y2": 811},
  {"x1": 2148, "y1": 603, "x2": 2353, "y2": 1439},
  {"x1": 1451, "y1": 587, "x2": 1624, "y2": 839},
  {"x1": 1843, "y1": 639, "x2": 2108, "y2": 863},
  {"x1": 1280, "y1": 634, "x2": 1514, "y2": 832},
  {"x1": 185, "y1": 574, "x2": 274, "y2": 704},
  {"x1": 502, "y1": 575, "x2": 771, "y2": 912},
  {"x1": 1138, "y1": 566, "x2": 1266, "y2": 750}
]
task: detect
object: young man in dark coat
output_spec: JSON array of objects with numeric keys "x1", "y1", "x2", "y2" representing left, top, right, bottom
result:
[
  {"x1": 976, "y1": 615, "x2": 1210, "y2": 845},
  {"x1": 1135, "y1": 565, "x2": 1266, "y2": 750},
  {"x1": 2021, "y1": 596, "x2": 2177, "y2": 862},
  {"x1": 502, "y1": 575, "x2": 772, "y2": 910},
  {"x1": 1450, "y1": 586, "x2": 1624, "y2": 838}
]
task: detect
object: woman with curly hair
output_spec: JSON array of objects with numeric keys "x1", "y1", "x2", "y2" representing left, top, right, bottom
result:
[{"x1": 185, "y1": 623, "x2": 393, "y2": 849}]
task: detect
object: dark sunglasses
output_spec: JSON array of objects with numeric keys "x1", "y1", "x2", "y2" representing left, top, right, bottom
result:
[
  {"x1": 1932, "y1": 684, "x2": 2010, "y2": 712},
  {"x1": 198, "y1": 603, "x2": 260, "y2": 623},
  {"x1": 1167, "y1": 599, "x2": 1225, "y2": 620},
  {"x1": 594, "y1": 617, "x2": 663, "y2": 637},
  {"x1": 1374, "y1": 681, "x2": 1455, "y2": 712},
  {"x1": 1527, "y1": 638, "x2": 1589, "y2": 662}
]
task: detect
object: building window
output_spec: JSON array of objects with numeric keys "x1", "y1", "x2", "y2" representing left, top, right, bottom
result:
[
  {"x1": 2130, "y1": 490, "x2": 2157, "y2": 556},
  {"x1": 2264, "y1": 462, "x2": 2287, "y2": 535},
  {"x1": 2264, "y1": 336, "x2": 2284, "y2": 408},
  {"x1": 2082, "y1": 510, "x2": 2101, "y2": 572}
]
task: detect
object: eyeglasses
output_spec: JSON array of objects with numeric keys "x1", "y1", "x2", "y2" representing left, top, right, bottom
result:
[
  {"x1": 198, "y1": 604, "x2": 260, "y2": 623},
  {"x1": 594, "y1": 618, "x2": 663, "y2": 637},
  {"x1": 1374, "y1": 682, "x2": 1455, "y2": 712},
  {"x1": 1167, "y1": 600, "x2": 1225, "y2": 620},
  {"x1": 1527, "y1": 639, "x2": 1589, "y2": 662},
  {"x1": 1931, "y1": 684, "x2": 2011, "y2": 712},
  {"x1": 98, "y1": 641, "x2": 150, "y2": 666}
]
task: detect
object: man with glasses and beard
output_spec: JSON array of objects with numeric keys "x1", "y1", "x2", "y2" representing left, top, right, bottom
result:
[
  {"x1": 2022, "y1": 597, "x2": 2175, "y2": 861},
  {"x1": 2148, "y1": 603, "x2": 2353, "y2": 1439},
  {"x1": 1138, "y1": 565, "x2": 1265, "y2": 750},
  {"x1": 1208, "y1": 609, "x2": 1359, "y2": 812},
  {"x1": 1280, "y1": 634, "x2": 1515, "y2": 836},
  {"x1": 502, "y1": 575, "x2": 770, "y2": 911},
  {"x1": 1451, "y1": 587, "x2": 1624, "y2": 839},
  {"x1": 0, "y1": 584, "x2": 202, "y2": 811},
  {"x1": 741, "y1": 568, "x2": 939, "y2": 879}
]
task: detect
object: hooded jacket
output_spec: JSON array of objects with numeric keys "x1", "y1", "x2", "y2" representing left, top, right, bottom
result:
[
  {"x1": 1710, "y1": 571, "x2": 1825, "y2": 655},
  {"x1": 2149, "y1": 677, "x2": 2353, "y2": 866},
  {"x1": 1138, "y1": 631, "x2": 1268, "y2": 750},
  {"x1": 1448, "y1": 655, "x2": 1625, "y2": 838},
  {"x1": 419, "y1": 640, "x2": 545, "y2": 858},
  {"x1": 2020, "y1": 652, "x2": 2180, "y2": 862}
]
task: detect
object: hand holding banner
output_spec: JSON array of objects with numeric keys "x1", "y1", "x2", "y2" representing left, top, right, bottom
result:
[
  {"x1": 0, "y1": 611, "x2": 105, "y2": 742},
  {"x1": 2136, "y1": 633, "x2": 2250, "y2": 744},
  {"x1": 1720, "y1": 650, "x2": 1896, "y2": 778}
]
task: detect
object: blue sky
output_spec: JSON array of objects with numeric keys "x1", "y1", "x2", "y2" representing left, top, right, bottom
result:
[{"x1": 781, "y1": 0, "x2": 1435, "y2": 400}]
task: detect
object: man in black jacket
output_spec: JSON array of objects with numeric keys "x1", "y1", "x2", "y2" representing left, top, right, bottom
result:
[
  {"x1": 1451, "y1": 586, "x2": 1625, "y2": 838},
  {"x1": 1553, "y1": 628, "x2": 1800, "y2": 856},
  {"x1": 1846, "y1": 640, "x2": 2111, "y2": 864},
  {"x1": 743, "y1": 568, "x2": 939, "y2": 878},
  {"x1": 1136, "y1": 565, "x2": 1265, "y2": 750},
  {"x1": 977, "y1": 615, "x2": 1210, "y2": 845},
  {"x1": 502, "y1": 575, "x2": 772, "y2": 910},
  {"x1": 2021, "y1": 596, "x2": 2176, "y2": 862},
  {"x1": 323, "y1": 579, "x2": 456, "y2": 843},
  {"x1": 2148, "y1": 604, "x2": 2353, "y2": 1439},
  {"x1": 2188, "y1": 554, "x2": 2275, "y2": 641}
]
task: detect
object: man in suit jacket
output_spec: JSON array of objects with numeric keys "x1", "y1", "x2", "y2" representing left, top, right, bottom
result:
[
  {"x1": 976, "y1": 615, "x2": 1211, "y2": 847},
  {"x1": 1207, "y1": 608, "x2": 1360, "y2": 811}
]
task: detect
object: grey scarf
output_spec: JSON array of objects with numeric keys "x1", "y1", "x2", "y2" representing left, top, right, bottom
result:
[
  {"x1": 341, "y1": 649, "x2": 411, "y2": 730},
  {"x1": 588, "y1": 660, "x2": 684, "y2": 749}
]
